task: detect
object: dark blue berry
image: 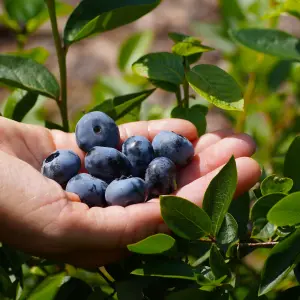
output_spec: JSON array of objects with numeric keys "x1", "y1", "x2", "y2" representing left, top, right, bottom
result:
[
  {"x1": 145, "y1": 157, "x2": 177, "y2": 198},
  {"x1": 66, "y1": 173, "x2": 107, "y2": 208},
  {"x1": 105, "y1": 177, "x2": 146, "y2": 207},
  {"x1": 41, "y1": 150, "x2": 81, "y2": 186},
  {"x1": 152, "y1": 131, "x2": 194, "y2": 167},
  {"x1": 122, "y1": 136, "x2": 154, "y2": 178},
  {"x1": 85, "y1": 146, "x2": 132, "y2": 183},
  {"x1": 75, "y1": 111, "x2": 120, "y2": 152}
]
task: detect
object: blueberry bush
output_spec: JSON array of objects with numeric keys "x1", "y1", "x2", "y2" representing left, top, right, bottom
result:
[{"x1": 2, "y1": 0, "x2": 300, "y2": 299}]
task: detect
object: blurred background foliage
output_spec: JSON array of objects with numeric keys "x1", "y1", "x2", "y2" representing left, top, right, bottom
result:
[
  {"x1": 1, "y1": 0, "x2": 300, "y2": 176},
  {"x1": 1, "y1": 0, "x2": 300, "y2": 299}
]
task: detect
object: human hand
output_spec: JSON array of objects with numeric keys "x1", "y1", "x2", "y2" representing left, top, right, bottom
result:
[{"x1": 0, "y1": 117, "x2": 260, "y2": 267}]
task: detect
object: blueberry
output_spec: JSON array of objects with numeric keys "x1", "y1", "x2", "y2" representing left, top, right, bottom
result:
[
  {"x1": 66, "y1": 173, "x2": 107, "y2": 208},
  {"x1": 122, "y1": 136, "x2": 154, "y2": 178},
  {"x1": 105, "y1": 177, "x2": 146, "y2": 207},
  {"x1": 85, "y1": 146, "x2": 132, "y2": 183},
  {"x1": 41, "y1": 150, "x2": 81, "y2": 186},
  {"x1": 145, "y1": 157, "x2": 177, "y2": 198},
  {"x1": 152, "y1": 131, "x2": 194, "y2": 167},
  {"x1": 75, "y1": 111, "x2": 120, "y2": 152}
]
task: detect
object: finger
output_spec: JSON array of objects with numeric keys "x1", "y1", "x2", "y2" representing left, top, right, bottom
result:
[
  {"x1": 176, "y1": 157, "x2": 261, "y2": 206},
  {"x1": 179, "y1": 133, "x2": 257, "y2": 187},
  {"x1": 118, "y1": 118, "x2": 198, "y2": 143},
  {"x1": 51, "y1": 119, "x2": 198, "y2": 162},
  {"x1": 193, "y1": 129, "x2": 234, "y2": 154}
]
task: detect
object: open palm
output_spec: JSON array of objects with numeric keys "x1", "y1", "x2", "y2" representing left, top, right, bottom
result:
[{"x1": 0, "y1": 117, "x2": 260, "y2": 267}]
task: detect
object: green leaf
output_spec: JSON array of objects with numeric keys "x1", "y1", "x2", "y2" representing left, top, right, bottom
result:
[
  {"x1": 165, "y1": 288, "x2": 210, "y2": 300},
  {"x1": 168, "y1": 32, "x2": 191, "y2": 43},
  {"x1": 27, "y1": 1, "x2": 73, "y2": 34},
  {"x1": 250, "y1": 193, "x2": 286, "y2": 221},
  {"x1": 9, "y1": 91, "x2": 38, "y2": 122},
  {"x1": 116, "y1": 279, "x2": 149, "y2": 300},
  {"x1": 0, "y1": 55, "x2": 59, "y2": 99},
  {"x1": 217, "y1": 213, "x2": 238, "y2": 245},
  {"x1": 229, "y1": 192, "x2": 250, "y2": 241},
  {"x1": 90, "y1": 89, "x2": 154, "y2": 120},
  {"x1": 149, "y1": 79, "x2": 178, "y2": 92},
  {"x1": 284, "y1": 136, "x2": 300, "y2": 192},
  {"x1": 4, "y1": 0, "x2": 45, "y2": 24},
  {"x1": 261, "y1": 175, "x2": 293, "y2": 196},
  {"x1": 202, "y1": 156, "x2": 238, "y2": 236},
  {"x1": 127, "y1": 234, "x2": 176, "y2": 254},
  {"x1": 268, "y1": 60, "x2": 292, "y2": 91},
  {"x1": 118, "y1": 30, "x2": 153, "y2": 72},
  {"x1": 187, "y1": 65, "x2": 244, "y2": 111},
  {"x1": 27, "y1": 272, "x2": 67, "y2": 300},
  {"x1": 132, "y1": 52, "x2": 185, "y2": 86},
  {"x1": 131, "y1": 260, "x2": 195, "y2": 280},
  {"x1": 267, "y1": 192, "x2": 300, "y2": 226},
  {"x1": 259, "y1": 228, "x2": 300, "y2": 295},
  {"x1": 64, "y1": 0, "x2": 160, "y2": 45},
  {"x1": 172, "y1": 38, "x2": 214, "y2": 57},
  {"x1": 231, "y1": 28, "x2": 300, "y2": 61},
  {"x1": 209, "y1": 244, "x2": 231, "y2": 279},
  {"x1": 55, "y1": 278, "x2": 92, "y2": 300},
  {"x1": 171, "y1": 105, "x2": 207, "y2": 136},
  {"x1": 10, "y1": 47, "x2": 49, "y2": 64},
  {"x1": 251, "y1": 219, "x2": 276, "y2": 240},
  {"x1": 160, "y1": 196, "x2": 212, "y2": 240}
]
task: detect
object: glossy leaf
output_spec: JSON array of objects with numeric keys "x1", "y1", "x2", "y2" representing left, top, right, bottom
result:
[
  {"x1": 165, "y1": 288, "x2": 210, "y2": 300},
  {"x1": 231, "y1": 28, "x2": 300, "y2": 61},
  {"x1": 284, "y1": 136, "x2": 300, "y2": 192},
  {"x1": 250, "y1": 193, "x2": 286, "y2": 221},
  {"x1": 118, "y1": 31, "x2": 153, "y2": 72},
  {"x1": 64, "y1": 0, "x2": 160, "y2": 45},
  {"x1": 268, "y1": 192, "x2": 300, "y2": 226},
  {"x1": 261, "y1": 175, "x2": 293, "y2": 196},
  {"x1": 11, "y1": 91, "x2": 38, "y2": 122},
  {"x1": 133, "y1": 52, "x2": 185, "y2": 86},
  {"x1": 187, "y1": 64, "x2": 244, "y2": 111},
  {"x1": 202, "y1": 156, "x2": 238, "y2": 236},
  {"x1": 217, "y1": 213, "x2": 238, "y2": 245},
  {"x1": 0, "y1": 55, "x2": 59, "y2": 99},
  {"x1": 131, "y1": 260, "x2": 195, "y2": 280},
  {"x1": 210, "y1": 244, "x2": 230, "y2": 279},
  {"x1": 160, "y1": 196, "x2": 212, "y2": 240},
  {"x1": 171, "y1": 105, "x2": 207, "y2": 136},
  {"x1": 259, "y1": 228, "x2": 300, "y2": 295},
  {"x1": 127, "y1": 234, "x2": 176, "y2": 254},
  {"x1": 90, "y1": 89, "x2": 154, "y2": 120},
  {"x1": 4, "y1": 0, "x2": 45, "y2": 24},
  {"x1": 27, "y1": 272, "x2": 67, "y2": 300}
]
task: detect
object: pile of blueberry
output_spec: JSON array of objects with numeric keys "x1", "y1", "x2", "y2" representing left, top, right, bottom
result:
[{"x1": 41, "y1": 111, "x2": 194, "y2": 208}]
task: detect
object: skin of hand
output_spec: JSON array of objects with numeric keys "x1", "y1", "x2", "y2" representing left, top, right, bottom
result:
[{"x1": 0, "y1": 117, "x2": 260, "y2": 267}]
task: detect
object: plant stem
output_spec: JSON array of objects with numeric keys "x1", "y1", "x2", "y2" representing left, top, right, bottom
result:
[
  {"x1": 238, "y1": 242, "x2": 278, "y2": 249},
  {"x1": 175, "y1": 87, "x2": 182, "y2": 107},
  {"x1": 98, "y1": 269, "x2": 115, "y2": 289},
  {"x1": 235, "y1": 71, "x2": 256, "y2": 132},
  {"x1": 183, "y1": 58, "x2": 190, "y2": 108},
  {"x1": 46, "y1": 0, "x2": 69, "y2": 132}
]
